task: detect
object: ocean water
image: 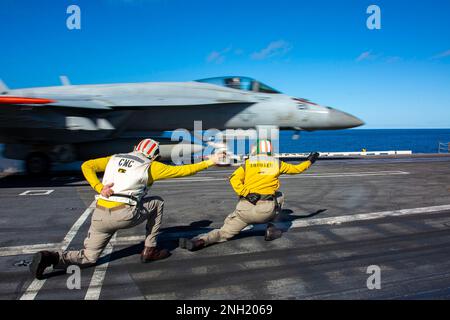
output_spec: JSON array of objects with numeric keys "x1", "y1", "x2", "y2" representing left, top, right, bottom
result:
[
  {"x1": 277, "y1": 129, "x2": 450, "y2": 154},
  {"x1": 1, "y1": 129, "x2": 449, "y2": 171}
]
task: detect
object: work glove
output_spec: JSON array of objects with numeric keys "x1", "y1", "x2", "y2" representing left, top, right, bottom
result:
[
  {"x1": 306, "y1": 152, "x2": 320, "y2": 164},
  {"x1": 208, "y1": 151, "x2": 228, "y2": 165}
]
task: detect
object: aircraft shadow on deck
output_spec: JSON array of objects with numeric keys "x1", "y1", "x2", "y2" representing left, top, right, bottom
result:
[
  {"x1": 0, "y1": 159, "x2": 201, "y2": 188},
  {"x1": 0, "y1": 172, "x2": 89, "y2": 188}
]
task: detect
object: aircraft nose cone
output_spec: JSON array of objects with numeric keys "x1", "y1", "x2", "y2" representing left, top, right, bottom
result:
[{"x1": 328, "y1": 108, "x2": 365, "y2": 129}]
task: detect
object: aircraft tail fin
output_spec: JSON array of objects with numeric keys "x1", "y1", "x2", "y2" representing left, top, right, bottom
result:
[
  {"x1": 60, "y1": 75, "x2": 71, "y2": 86},
  {"x1": 0, "y1": 79, "x2": 9, "y2": 92}
]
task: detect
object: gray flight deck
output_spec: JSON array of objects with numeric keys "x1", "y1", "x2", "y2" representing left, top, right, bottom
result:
[{"x1": 1, "y1": 154, "x2": 450, "y2": 300}]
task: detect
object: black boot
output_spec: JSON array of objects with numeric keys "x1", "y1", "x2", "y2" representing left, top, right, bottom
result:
[
  {"x1": 141, "y1": 247, "x2": 171, "y2": 263},
  {"x1": 179, "y1": 238, "x2": 206, "y2": 251},
  {"x1": 30, "y1": 251, "x2": 59, "y2": 280},
  {"x1": 265, "y1": 223, "x2": 282, "y2": 241}
]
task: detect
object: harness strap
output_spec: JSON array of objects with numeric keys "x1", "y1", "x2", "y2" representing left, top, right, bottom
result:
[{"x1": 111, "y1": 193, "x2": 139, "y2": 203}]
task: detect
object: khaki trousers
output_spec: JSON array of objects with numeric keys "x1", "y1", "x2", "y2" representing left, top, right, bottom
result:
[
  {"x1": 58, "y1": 196, "x2": 164, "y2": 267},
  {"x1": 199, "y1": 198, "x2": 277, "y2": 245}
]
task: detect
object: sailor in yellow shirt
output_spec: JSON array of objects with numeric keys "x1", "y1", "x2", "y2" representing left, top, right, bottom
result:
[
  {"x1": 180, "y1": 139, "x2": 319, "y2": 251},
  {"x1": 30, "y1": 138, "x2": 221, "y2": 279}
]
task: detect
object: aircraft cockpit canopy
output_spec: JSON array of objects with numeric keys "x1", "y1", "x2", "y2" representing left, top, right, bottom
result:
[{"x1": 196, "y1": 76, "x2": 281, "y2": 94}]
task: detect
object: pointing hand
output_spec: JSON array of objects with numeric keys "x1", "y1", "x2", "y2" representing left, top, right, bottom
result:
[
  {"x1": 306, "y1": 152, "x2": 320, "y2": 164},
  {"x1": 208, "y1": 152, "x2": 227, "y2": 165},
  {"x1": 101, "y1": 183, "x2": 114, "y2": 198}
]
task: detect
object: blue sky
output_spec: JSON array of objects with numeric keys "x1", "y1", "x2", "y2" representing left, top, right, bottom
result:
[{"x1": 0, "y1": 0, "x2": 449, "y2": 128}]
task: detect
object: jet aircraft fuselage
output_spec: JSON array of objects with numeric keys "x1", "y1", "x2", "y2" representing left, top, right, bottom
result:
[{"x1": 0, "y1": 76, "x2": 364, "y2": 173}]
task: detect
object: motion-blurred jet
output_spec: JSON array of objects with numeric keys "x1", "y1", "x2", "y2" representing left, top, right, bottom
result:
[{"x1": 0, "y1": 76, "x2": 363, "y2": 174}]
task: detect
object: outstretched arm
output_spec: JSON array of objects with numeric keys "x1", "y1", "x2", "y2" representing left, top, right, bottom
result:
[
  {"x1": 150, "y1": 159, "x2": 214, "y2": 181},
  {"x1": 150, "y1": 153, "x2": 223, "y2": 181},
  {"x1": 279, "y1": 152, "x2": 319, "y2": 175},
  {"x1": 279, "y1": 160, "x2": 311, "y2": 175},
  {"x1": 81, "y1": 156, "x2": 111, "y2": 193}
]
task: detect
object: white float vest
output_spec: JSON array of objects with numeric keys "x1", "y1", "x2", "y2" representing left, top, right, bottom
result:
[{"x1": 96, "y1": 151, "x2": 152, "y2": 205}]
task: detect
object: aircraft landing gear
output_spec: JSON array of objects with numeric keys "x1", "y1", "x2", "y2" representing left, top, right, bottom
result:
[{"x1": 25, "y1": 152, "x2": 51, "y2": 175}]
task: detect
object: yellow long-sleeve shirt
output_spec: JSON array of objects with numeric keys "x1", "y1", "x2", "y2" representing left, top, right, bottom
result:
[
  {"x1": 81, "y1": 156, "x2": 214, "y2": 208},
  {"x1": 229, "y1": 156, "x2": 312, "y2": 197}
]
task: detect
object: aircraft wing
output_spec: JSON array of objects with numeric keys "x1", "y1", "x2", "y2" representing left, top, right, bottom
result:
[
  {"x1": 0, "y1": 94, "x2": 254, "y2": 110},
  {"x1": 0, "y1": 95, "x2": 112, "y2": 110}
]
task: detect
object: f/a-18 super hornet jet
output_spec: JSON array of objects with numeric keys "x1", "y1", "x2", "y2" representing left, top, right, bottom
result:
[{"x1": 0, "y1": 76, "x2": 364, "y2": 174}]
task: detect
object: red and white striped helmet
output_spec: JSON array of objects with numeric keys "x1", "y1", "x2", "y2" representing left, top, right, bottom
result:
[
  {"x1": 255, "y1": 139, "x2": 273, "y2": 155},
  {"x1": 134, "y1": 138, "x2": 160, "y2": 159}
]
